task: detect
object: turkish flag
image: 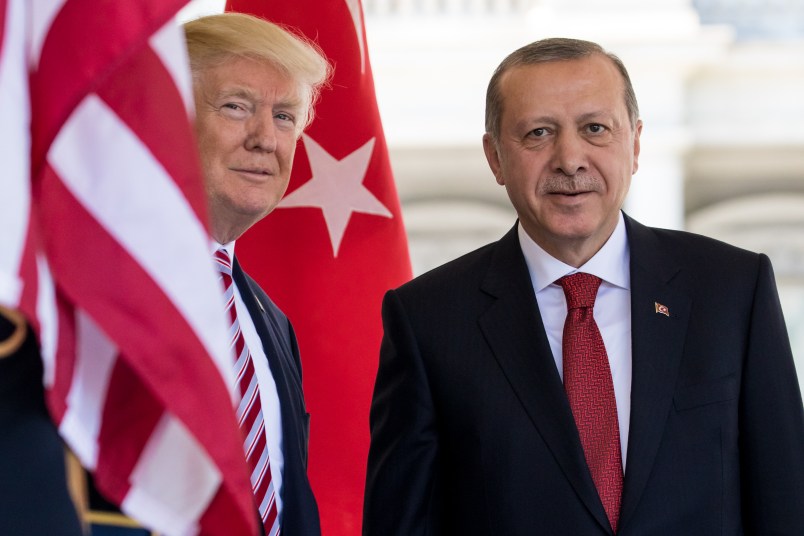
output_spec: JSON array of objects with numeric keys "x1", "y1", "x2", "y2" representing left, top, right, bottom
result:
[{"x1": 225, "y1": 1, "x2": 412, "y2": 534}]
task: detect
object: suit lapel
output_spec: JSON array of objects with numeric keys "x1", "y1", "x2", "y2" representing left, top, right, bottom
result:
[
  {"x1": 618, "y1": 216, "x2": 691, "y2": 530},
  {"x1": 478, "y1": 225, "x2": 612, "y2": 533},
  {"x1": 232, "y1": 257, "x2": 320, "y2": 534},
  {"x1": 231, "y1": 256, "x2": 307, "y2": 466}
]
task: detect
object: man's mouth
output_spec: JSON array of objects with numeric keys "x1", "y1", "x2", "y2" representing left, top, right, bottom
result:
[
  {"x1": 551, "y1": 190, "x2": 590, "y2": 196},
  {"x1": 232, "y1": 167, "x2": 273, "y2": 178}
]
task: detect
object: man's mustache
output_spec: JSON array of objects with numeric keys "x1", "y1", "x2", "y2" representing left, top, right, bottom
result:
[{"x1": 538, "y1": 176, "x2": 602, "y2": 195}]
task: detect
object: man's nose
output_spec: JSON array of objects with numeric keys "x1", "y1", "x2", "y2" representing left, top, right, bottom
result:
[
  {"x1": 550, "y1": 131, "x2": 588, "y2": 176},
  {"x1": 245, "y1": 113, "x2": 278, "y2": 152}
]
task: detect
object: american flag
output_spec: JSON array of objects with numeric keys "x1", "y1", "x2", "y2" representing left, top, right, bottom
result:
[{"x1": 0, "y1": 1, "x2": 257, "y2": 534}]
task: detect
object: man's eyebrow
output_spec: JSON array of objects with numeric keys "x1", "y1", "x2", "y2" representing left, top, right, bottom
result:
[
  {"x1": 576, "y1": 111, "x2": 618, "y2": 124},
  {"x1": 215, "y1": 87, "x2": 256, "y2": 100},
  {"x1": 214, "y1": 88, "x2": 302, "y2": 110},
  {"x1": 532, "y1": 115, "x2": 559, "y2": 125},
  {"x1": 274, "y1": 97, "x2": 303, "y2": 111},
  {"x1": 513, "y1": 115, "x2": 559, "y2": 130}
]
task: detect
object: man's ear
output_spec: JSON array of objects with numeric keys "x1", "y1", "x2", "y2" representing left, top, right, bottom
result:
[
  {"x1": 632, "y1": 119, "x2": 643, "y2": 175},
  {"x1": 482, "y1": 133, "x2": 505, "y2": 185}
]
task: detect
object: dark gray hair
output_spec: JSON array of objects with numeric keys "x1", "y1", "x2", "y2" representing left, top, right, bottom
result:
[{"x1": 485, "y1": 38, "x2": 639, "y2": 141}]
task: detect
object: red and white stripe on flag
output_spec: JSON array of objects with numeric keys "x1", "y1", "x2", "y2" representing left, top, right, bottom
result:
[
  {"x1": 0, "y1": 1, "x2": 257, "y2": 534},
  {"x1": 225, "y1": 1, "x2": 413, "y2": 533}
]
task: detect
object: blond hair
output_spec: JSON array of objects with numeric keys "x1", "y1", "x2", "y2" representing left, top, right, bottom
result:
[{"x1": 184, "y1": 12, "x2": 331, "y2": 131}]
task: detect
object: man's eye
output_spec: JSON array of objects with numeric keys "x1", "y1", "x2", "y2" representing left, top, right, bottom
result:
[
  {"x1": 223, "y1": 103, "x2": 243, "y2": 111},
  {"x1": 275, "y1": 113, "x2": 298, "y2": 129},
  {"x1": 530, "y1": 127, "x2": 547, "y2": 137},
  {"x1": 588, "y1": 124, "x2": 606, "y2": 134}
]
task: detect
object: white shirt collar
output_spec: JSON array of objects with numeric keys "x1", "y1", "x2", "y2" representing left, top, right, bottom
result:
[
  {"x1": 518, "y1": 212, "x2": 630, "y2": 292},
  {"x1": 211, "y1": 240, "x2": 236, "y2": 260}
]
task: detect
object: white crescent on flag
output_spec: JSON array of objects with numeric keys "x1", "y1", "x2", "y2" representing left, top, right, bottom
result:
[{"x1": 345, "y1": 0, "x2": 366, "y2": 74}]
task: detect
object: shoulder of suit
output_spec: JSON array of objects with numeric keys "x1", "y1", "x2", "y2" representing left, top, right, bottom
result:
[
  {"x1": 625, "y1": 213, "x2": 761, "y2": 262},
  {"x1": 643, "y1": 225, "x2": 761, "y2": 262},
  {"x1": 630, "y1": 224, "x2": 771, "y2": 291}
]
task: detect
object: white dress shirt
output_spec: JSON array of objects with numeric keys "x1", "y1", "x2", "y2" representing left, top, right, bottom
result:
[
  {"x1": 517, "y1": 213, "x2": 632, "y2": 468},
  {"x1": 215, "y1": 241, "x2": 285, "y2": 518}
]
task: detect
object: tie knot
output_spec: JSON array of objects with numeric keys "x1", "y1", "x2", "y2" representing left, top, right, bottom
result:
[
  {"x1": 559, "y1": 272, "x2": 602, "y2": 309},
  {"x1": 213, "y1": 248, "x2": 233, "y2": 277}
]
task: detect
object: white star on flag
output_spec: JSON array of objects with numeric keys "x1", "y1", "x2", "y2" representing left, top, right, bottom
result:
[{"x1": 278, "y1": 134, "x2": 393, "y2": 257}]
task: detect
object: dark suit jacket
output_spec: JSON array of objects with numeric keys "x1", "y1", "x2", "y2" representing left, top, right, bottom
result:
[
  {"x1": 364, "y1": 214, "x2": 804, "y2": 535},
  {"x1": 233, "y1": 256, "x2": 321, "y2": 536},
  {"x1": 0, "y1": 320, "x2": 83, "y2": 536}
]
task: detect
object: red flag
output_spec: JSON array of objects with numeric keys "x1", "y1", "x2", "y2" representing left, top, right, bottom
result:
[
  {"x1": 225, "y1": 1, "x2": 412, "y2": 533},
  {"x1": 1, "y1": 1, "x2": 256, "y2": 534}
]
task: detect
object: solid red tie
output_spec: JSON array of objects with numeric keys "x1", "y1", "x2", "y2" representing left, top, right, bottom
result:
[
  {"x1": 559, "y1": 273, "x2": 623, "y2": 533},
  {"x1": 214, "y1": 249, "x2": 281, "y2": 536}
]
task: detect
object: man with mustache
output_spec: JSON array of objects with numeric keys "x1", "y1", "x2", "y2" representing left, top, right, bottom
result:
[{"x1": 364, "y1": 38, "x2": 804, "y2": 535}]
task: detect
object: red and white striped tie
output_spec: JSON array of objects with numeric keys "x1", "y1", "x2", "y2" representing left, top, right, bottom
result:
[{"x1": 214, "y1": 248, "x2": 281, "y2": 536}]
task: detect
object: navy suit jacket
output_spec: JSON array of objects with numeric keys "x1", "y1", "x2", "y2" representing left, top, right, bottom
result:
[
  {"x1": 232, "y1": 256, "x2": 320, "y2": 536},
  {"x1": 364, "y1": 214, "x2": 804, "y2": 535}
]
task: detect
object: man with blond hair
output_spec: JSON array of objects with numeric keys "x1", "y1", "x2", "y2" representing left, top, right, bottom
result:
[
  {"x1": 186, "y1": 13, "x2": 329, "y2": 536},
  {"x1": 85, "y1": 13, "x2": 330, "y2": 536}
]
